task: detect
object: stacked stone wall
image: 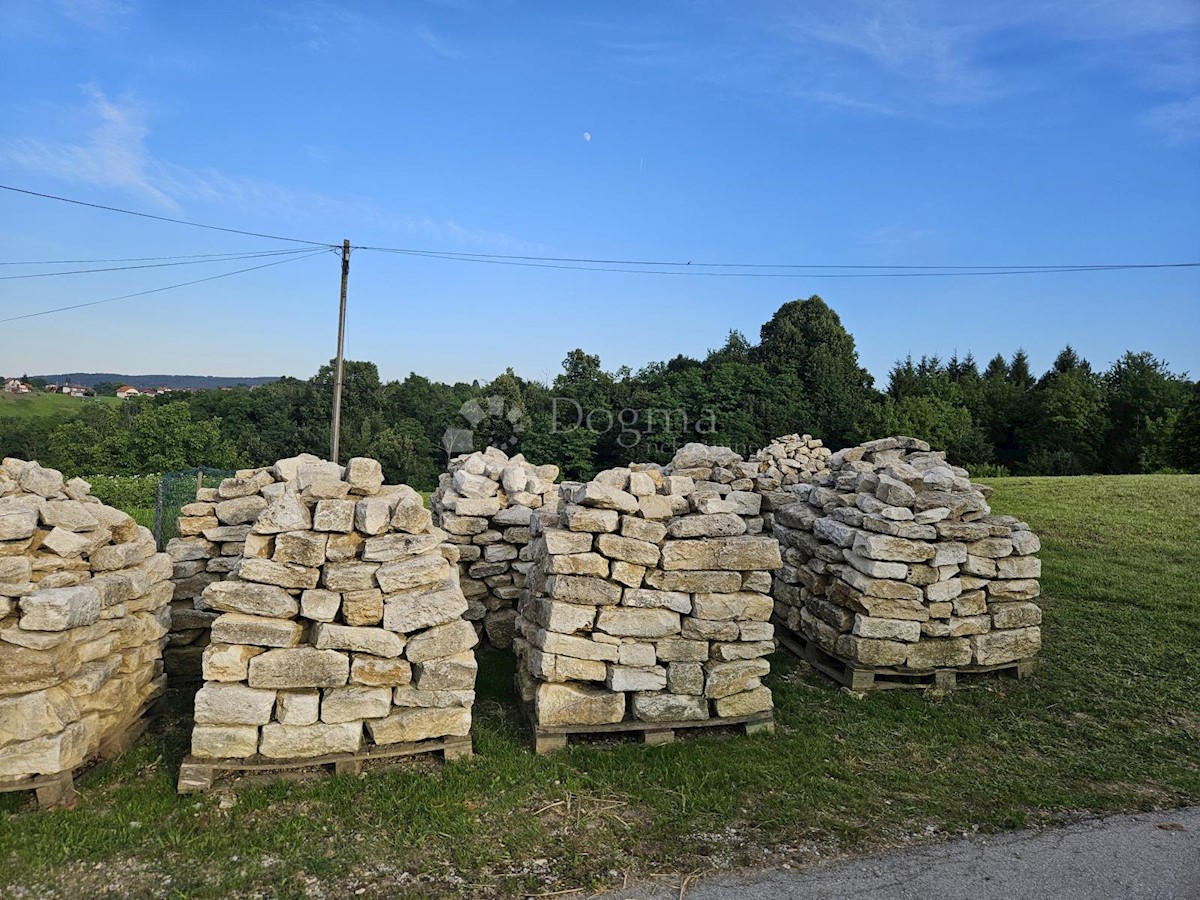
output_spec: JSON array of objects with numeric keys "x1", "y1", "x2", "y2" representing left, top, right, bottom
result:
[
  {"x1": 772, "y1": 436, "x2": 1043, "y2": 671},
  {"x1": 187, "y1": 455, "x2": 477, "y2": 760},
  {"x1": 514, "y1": 443, "x2": 782, "y2": 729},
  {"x1": 0, "y1": 459, "x2": 171, "y2": 781},
  {"x1": 431, "y1": 448, "x2": 559, "y2": 649}
]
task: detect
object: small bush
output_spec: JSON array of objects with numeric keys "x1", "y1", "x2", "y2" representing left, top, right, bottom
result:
[{"x1": 85, "y1": 474, "x2": 160, "y2": 512}]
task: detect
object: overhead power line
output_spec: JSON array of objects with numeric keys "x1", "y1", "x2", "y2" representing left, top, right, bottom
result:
[
  {"x1": 0, "y1": 248, "x2": 318, "y2": 281},
  {"x1": 0, "y1": 249, "x2": 320, "y2": 266},
  {"x1": 0, "y1": 250, "x2": 328, "y2": 323},
  {"x1": 358, "y1": 247, "x2": 1200, "y2": 278},
  {"x1": 0, "y1": 184, "x2": 336, "y2": 248},
  {"x1": 355, "y1": 245, "x2": 1198, "y2": 271}
]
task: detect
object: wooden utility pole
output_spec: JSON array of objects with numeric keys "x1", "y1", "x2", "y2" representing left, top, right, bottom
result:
[{"x1": 330, "y1": 239, "x2": 350, "y2": 463}]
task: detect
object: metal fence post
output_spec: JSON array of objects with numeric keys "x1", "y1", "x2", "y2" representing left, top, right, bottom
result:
[{"x1": 153, "y1": 476, "x2": 165, "y2": 550}]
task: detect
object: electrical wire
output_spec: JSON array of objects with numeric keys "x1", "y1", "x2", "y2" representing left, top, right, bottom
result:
[
  {"x1": 0, "y1": 249, "x2": 321, "y2": 266},
  {"x1": 0, "y1": 249, "x2": 329, "y2": 323},
  {"x1": 358, "y1": 247, "x2": 1200, "y2": 278},
  {"x1": 356, "y1": 245, "x2": 1200, "y2": 272},
  {"x1": 0, "y1": 248, "x2": 319, "y2": 281},
  {"x1": 0, "y1": 184, "x2": 337, "y2": 248}
]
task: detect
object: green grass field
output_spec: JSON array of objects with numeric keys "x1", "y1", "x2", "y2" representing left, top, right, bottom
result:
[
  {"x1": 0, "y1": 391, "x2": 120, "y2": 418},
  {"x1": 1, "y1": 475, "x2": 1197, "y2": 898}
]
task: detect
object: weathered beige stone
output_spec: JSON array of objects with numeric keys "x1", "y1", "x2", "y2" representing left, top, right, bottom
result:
[
  {"x1": 215, "y1": 495, "x2": 268, "y2": 526},
  {"x1": 971, "y1": 626, "x2": 1041, "y2": 664},
  {"x1": 238, "y1": 558, "x2": 319, "y2": 590},
  {"x1": 0, "y1": 687, "x2": 79, "y2": 745},
  {"x1": 203, "y1": 581, "x2": 298, "y2": 618},
  {"x1": 404, "y1": 619, "x2": 479, "y2": 664},
  {"x1": 320, "y1": 686, "x2": 391, "y2": 723},
  {"x1": 596, "y1": 533, "x2": 661, "y2": 567},
  {"x1": 312, "y1": 623, "x2": 405, "y2": 658},
  {"x1": 905, "y1": 637, "x2": 972, "y2": 668},
  {"x1": 191, "y1": 724, "x2": 260, "y2": 759},
  {"x1": 989, "y1": 601, "x2": 1042, "y2": 629},
  {"x1": 194, "y1": 683, "x2": 277, "y2": 725},
  {"x1": 342, "y1": 588, "x2": 384, "y2": 626},
  {"x1": 414, "y1": 651, "x2": 477, "y2": 691},
  {"x1": 18, "y1": 585, "x2": 100, "y2": 631},
  {"x1": 247, "y1": 647, "x2": 350, "y2": 688},
  {"x1": 312, "y1": 499, "x2": 357, "y2": 533},
  {"x1": 366, "y1": 705, "x2": 471, "y2": 744},
  {"x1": 622, "y1": 588, "x2": 691, "y2": 614},
  {"x1": 660, "y1": 536, "x2": 781, "y2": 571},
  {"x1": 703, "y1": 659, "x2": 769, "y2": 699},
  {"x1": 321, "y1": 561, "x2": 380, "y2": 592},
  {"x1": 594, "y1": 607, "x2": 680, "y2": 638},
  {"x1": 275, "y1": 689, "x2": 320, "y2": 725},
  {"x1": 201, "y1": 643, "x2": 265, "y2": 682},
  {"x1": 382, "y1": 583, "x2": 468, "y2": 634},
  {"x1": 273, "y1": 530, "x2": 328, "y2": 568},
  {"x1": 713, "y1": 686, "x2": 772, "y2": 717},
  {"x1": 562, "y1": 506, "x2": 619, "y2": 533},
  {"x1": 350, "y1": 654, "x2": 412, "y2": 686},
  {"x1": 300, "y1": 588, "x2": 341, "y2": 622},
  {"x1": 210, "y1": 613, "x2": 305, "y2": 648},
  {"x1": 259, "y1": 722, "x2": 362, "y2": 758},
  {"x1": 691, "y1": 591, "x2": 772, "y2": 622},
  {"x1": 375, "y1": 555, "x2": 449, "y2": 594},
  {"x1": 534, "y1": 682, "x2": 624, "y2": 726}
]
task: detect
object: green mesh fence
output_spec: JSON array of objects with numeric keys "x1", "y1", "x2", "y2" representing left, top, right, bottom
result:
[{"x1": 153, "y1": 466, "x2": 235, "y2": 550}]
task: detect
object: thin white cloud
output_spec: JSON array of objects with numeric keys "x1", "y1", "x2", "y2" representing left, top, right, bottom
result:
[
  {"x1": 56, "y1": 0, "x2": 135, "y2": 31},
  {"x1": 1142, "y1": 94, "x2": 1200, "y2": 145},
  {"x1": 0, "y1": 86, "x2": 543, "y2": 252},
  {"x1": 1, "y1": 85, "x2": 179, "y2": 210},
  {"x1": 416, "y1": 26, "x2": 462, "y2": 60}
]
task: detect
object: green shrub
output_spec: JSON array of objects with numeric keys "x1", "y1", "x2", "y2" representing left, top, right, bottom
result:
[{"x1": 84, "y1": 474, "x2": 160, "y2": 512}]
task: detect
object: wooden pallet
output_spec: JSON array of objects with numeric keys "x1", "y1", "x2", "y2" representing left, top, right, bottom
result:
[
  {"x1": 0, "y1": 699, "x2": 160, "y2": 810},
  {"x1": 774, "y1": 618, "x2": 1036, "y2": 692},
  {"x1": 177, "y1": 735, "x2": 473, "y2": 794},
  {"x1": 517, "y1": 696, "x2": 774, "y2": 754}
]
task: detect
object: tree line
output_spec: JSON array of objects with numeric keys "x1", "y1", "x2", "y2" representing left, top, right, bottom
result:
[{"x1": 3, "y1": 296, "x2": 1196, "y2": 487}]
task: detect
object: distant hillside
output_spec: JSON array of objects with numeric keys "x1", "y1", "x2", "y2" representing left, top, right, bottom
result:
[{"x1": 31, "y1": 374, "x2": 280, "y2": 390}]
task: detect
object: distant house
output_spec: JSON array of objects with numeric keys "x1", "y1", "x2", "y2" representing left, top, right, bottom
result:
[
  {"x1": 44, "y1": 384, "x2": 58, "y2": 393},
  {"x1": 116, "y1": 385, "x2": 141, "y2": 399},
  {"x1": 62, "y1": 383, "x2": 88, "y2": 397},
  {"x1": 4, "y1": 379, "x2": 30, "y2": 394}
]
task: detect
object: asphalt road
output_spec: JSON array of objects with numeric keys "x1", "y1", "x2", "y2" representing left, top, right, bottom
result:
[{"x1": 600, "y1": 807, "x2": 1199, "y2": 900}]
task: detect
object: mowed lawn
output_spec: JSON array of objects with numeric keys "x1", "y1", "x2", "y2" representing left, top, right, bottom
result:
[
  {"x1": 0, "y1": 391, "x2": 121, "y2": 419},
  {"x1": 1, "y1": 476, "x2": 1197, "y2": 898}
]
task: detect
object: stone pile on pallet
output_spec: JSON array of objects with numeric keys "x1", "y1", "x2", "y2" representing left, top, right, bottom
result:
[
  {"x1": 165, "y1": 472, "x2": 273, "y2": 679},
  {"x1": 748, "y1": 433, "x2": 833, "y2": 529},
  {"x1": 183, "y1": 454, "x2": 477, "y2": 777},
  {"x1": 431, "y1": 448, "x2": 560, "y2": 650},
  {"x1": 514, "y1": 443, "x2": 782, "y2": 750},
  {"x1": 0, "y1": 459, "x2": 172, "y2": 806},
  {"x1": 771, "y1": 436, "x2": 1042, "y2": 689}
]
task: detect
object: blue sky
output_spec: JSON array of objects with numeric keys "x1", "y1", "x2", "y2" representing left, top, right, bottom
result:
[{"x1": 1, "y1": 0, "x2": 1197, "y2": 387}]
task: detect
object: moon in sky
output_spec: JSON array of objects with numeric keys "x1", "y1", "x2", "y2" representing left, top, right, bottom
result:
[{"x1": 583, "y1": 132, "x2": 591, "y2": 141}]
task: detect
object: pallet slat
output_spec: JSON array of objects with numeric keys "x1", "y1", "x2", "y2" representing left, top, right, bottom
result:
[
  {"x1": 517, "y1": 696, "x2": 774, "y2": 754},
  {"x1": 177, "y1": 735, "x2": 473, "y2": 794},
  {"x1": 774, "y1": 618, "x2": 1035, "y2": 692},
  {"x1": 0, "y1": 699, "x2": 160, "y2": 810}
]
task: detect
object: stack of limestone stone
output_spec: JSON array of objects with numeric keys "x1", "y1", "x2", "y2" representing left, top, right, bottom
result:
[
  {"x1": 749, "y1": 434, "x2": 833, "y2": 529},
  {"x1": 189, "y1": 455, "x2": 477, "y2": 761},
  {"x1": 514, "y1": 443, "x2": 782, "y2": 730},
  {"x1": 166, "y1": 472, "x2": 274, "y2": 679},
  {"x1": 0, "y1": 459, "x2": 172, "y2": 781},
  {"x1": 431, "y1": 448, "x2": 560, "y2": 650},
  {"x1": 771, "y1": 436, "x2": 1043, "y2": 673}
]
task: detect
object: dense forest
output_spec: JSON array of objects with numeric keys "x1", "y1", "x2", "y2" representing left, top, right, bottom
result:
[{"x1": 3, "y1": 297, "x2": 1197, "y2": 488}]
